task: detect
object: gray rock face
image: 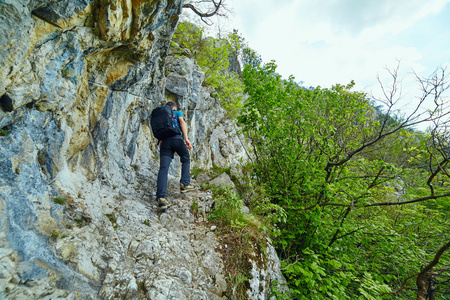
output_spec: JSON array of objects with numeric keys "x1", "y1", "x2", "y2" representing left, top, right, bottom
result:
[
  {"x1": 0, "y1": 0, "x2": 285, "y2": 299},
  {"x1": 164, "y1": 55, "x2": 249, "y2": 170},
  {"x1": 209, "y1": 173, "x2": 235, "y2": 188}
]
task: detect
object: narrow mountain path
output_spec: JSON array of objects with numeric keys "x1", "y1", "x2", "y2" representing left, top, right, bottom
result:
[{"x1": 57, "y1": 177, "x2": 227, "y2": 299}]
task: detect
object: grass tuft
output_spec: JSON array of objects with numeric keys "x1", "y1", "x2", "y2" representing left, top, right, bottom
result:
[
  {"x1": 0, "y1": 128, "x2": 8, "y2": 136},
  {"x1": 53, "y1": 197, "x2": 66, "y2": 205}
]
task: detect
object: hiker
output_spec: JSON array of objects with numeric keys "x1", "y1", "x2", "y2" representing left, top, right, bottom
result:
[{"x1": 156, "y1": 101, "x2": 194, "y2": 212}]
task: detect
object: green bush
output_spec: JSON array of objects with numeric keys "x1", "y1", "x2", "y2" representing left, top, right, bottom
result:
[
  {"x1": 238, "y1": 61, "x2": 450, "y2": 298},
  {"x1": 171, "y1": 22, "x2": 244, "y2": 117},
  {"x1": 207, "y1": 186, "x2": 268, "y2": 298}
]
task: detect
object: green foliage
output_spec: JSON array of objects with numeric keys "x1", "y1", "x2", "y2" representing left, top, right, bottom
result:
[
  {"x1": 0, "y1": 128, "x2": 8, "y2": 136},
  {"x1": 252, "y1": 196, "x2": 287, "y2": 237},
  {"x1": 105, "y1": 213, "x2": 117, "y2": 225},
  {"x1": 171, "y1": 22, "x2": 244, "y2": 117},
  {"x1": 357, "y1": 272, "x2": 392, "y2": 299},
  {"x1": 282, "y1": 248, "x2": 356, "y2": 299},
  {"x1": 270, "y1": 280, "x2": 291, "y2": 300},
  {"x1": 242, "y1": 47, "x2": 262, "y2": 69},
  {"x1": 238, "y1": 62, "x2": 450, "y2": 298},
  {"x1": 53, "y1": 197, "x2": 66, "y2": 205},
  {"x1": 190, "y1": 167, "x2": 205, "y2": 178},
  {"x1": 239, "y1": 61, "x2": 379, "y2": 208},
  {"x1": 208, "y1": 186, "x2": 258, "y2": 229},
  {"x1": 190, "y1": 199, "x2": 199, "y2": 215},
  {"x1": 206, "y1": 186, "x2": 267, "y2": 298},
  {"x1": 229, "y1": 273, "x2": 250, "y2": 298}
]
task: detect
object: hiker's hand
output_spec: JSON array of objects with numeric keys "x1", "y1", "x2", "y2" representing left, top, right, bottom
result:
[{"x1": 185, "y1": 139, "x2": 192, "y2": 150}]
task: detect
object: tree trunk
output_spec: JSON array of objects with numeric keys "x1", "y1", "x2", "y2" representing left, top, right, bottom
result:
[
  {"x1": 417, "y1": 272, "x2": 431, "y2": 300},
  {"x1": 416, "y1": 241, "x2": 450, "y2": 300},
  {"x1": 428, "y1": 276, "x2": 436, "y2": 300}
]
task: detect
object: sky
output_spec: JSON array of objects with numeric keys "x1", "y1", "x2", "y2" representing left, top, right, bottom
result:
[
  {"x1": 183, "y1": 0, "x2": 450, "y2": 130},
  {"x1": 221, "y1": 0, "x2": 450, "y2": 90}
]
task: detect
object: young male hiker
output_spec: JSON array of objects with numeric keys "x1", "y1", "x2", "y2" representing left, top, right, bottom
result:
[{"x1": 156, "y1": 101, "x2": 195, "y2": 212}]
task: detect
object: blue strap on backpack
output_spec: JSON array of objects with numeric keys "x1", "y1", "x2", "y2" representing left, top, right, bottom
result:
[{"x1": 150, "y1": 105, "x2": 181, "y2": 140}]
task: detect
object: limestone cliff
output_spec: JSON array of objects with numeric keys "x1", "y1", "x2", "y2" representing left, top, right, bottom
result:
[{"x1": 0, "y1": 0, "x2": 286, "y2": 299}]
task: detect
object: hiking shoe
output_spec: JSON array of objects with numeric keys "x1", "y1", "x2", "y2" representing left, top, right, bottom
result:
[
  {"x1": 158, "y1": 198, "x2": 171, "y2": 212},
  {"x1": 180, "y1": 183, "x2": 195, "y2": 194}
]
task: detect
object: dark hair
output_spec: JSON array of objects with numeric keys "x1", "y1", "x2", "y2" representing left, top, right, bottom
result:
[{"x1": 166, "y1": 101, "x2": 177, "y2": 110}]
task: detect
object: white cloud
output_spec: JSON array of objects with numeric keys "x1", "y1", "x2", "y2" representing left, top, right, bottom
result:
[
  {"x1": 218, "y1": 0, "x2": 450, "y2": 131},
  {"x1": 225, "y1": 0, "x2": 450, "y2": 91},
  {"x1": 295, "y1": 0, "x2": 449, "y2": 36}
]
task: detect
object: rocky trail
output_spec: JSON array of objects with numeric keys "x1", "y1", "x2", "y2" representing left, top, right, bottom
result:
[
  {"x1": 65, "y1": 177, "x2": 227, "y2": 299},
  {"x1": 2, "y1": 169, "x2": 287, "y2": 299}
]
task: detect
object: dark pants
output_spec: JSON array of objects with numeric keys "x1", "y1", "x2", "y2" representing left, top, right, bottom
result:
[{"x1": 156, "y1": 136, "x2": 190, "y2": 199}]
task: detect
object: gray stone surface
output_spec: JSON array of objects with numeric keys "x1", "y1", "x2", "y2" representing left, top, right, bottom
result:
[
  {"x1": 0, "y1": 0, "x2": 286, "y2": 299},
  {"x1": 209, "y1": 173, "x2": 235, "y2": 188}
]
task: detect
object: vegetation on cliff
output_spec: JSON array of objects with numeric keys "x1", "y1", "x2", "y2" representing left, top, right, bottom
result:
[
  {"x1": 170, "y1": 21, "x2": 259, "y2": 117},
  {"x1": 239, "y1": 62, "x2": 450, "y2": 299},
  {"x1": 173, "y1": 19, "x2": 450, "y2": 299}
]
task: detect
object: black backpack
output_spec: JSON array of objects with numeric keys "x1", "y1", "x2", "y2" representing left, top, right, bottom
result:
[{"x1": 150, "y1": 105, "x2": 180, "y2": 140}]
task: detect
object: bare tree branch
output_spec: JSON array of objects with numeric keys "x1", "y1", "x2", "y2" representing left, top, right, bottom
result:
[
  {"x1": 182, "y1": 0, "x2": 228, "y2": 25},
  {"x1": 433, "y1": 265, "x2": 450, "y2": 275},
  {"x1": 381, "y1": 272, "x2": 419, "y2": 297},
  {"x1": 302, "y1": 192, "x2": 450, "y2": 210},
  {"x1": 363, "y1": 193, "x2": 450, "y2": 207}
]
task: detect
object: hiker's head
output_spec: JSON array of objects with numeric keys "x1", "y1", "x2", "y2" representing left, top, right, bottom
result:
[{"x1": 166, "y1": 101, "x2": 177, "y2": 111}]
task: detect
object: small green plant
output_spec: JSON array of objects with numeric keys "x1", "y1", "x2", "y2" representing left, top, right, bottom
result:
[
  {"x1": 105, "y1": 213, "x2": 117, "y2": 225},
  {"x1": 190, "y1": 167, "x2": 205, "y2": 178},
  {"x1": 270, "y1": 280, "x2": 291, "y2": 300},
  {"x1": 143, "y1": 220, "x2": 150, "y2": 226},
  {"x1": 60, "y1": 234, "x2": 68, "y2": 239},
  {"x1": 61, "y1": 67, "x2": 74, "y2": 78},
  {"x1": 0, "y1": 128, "x2": 8, "y2": 136},
  {"x1": 53, "y1": 197, "x2": 66, "y2": 205},
  {"x1": 230, "y1": 273, "x2": 250, "y2": 297},
  {"x1": 74, "y1": 218, "x2": 84, "y2": 225},
  {"x1": 113, "y1": 224, "x2": 119, "y2": 230},
  {"x1": 50, "y1": 231, "x2": 59, "y2": 238},
  {"x1": 208, "y1": 187, "x2": 259, "y2": 230},
  {"x1": 191, "y1": 199, "x2": 199, "y2": 215}
]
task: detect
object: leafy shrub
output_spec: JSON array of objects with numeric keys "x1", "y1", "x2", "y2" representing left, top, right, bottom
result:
[
  {"x1": 238, "y1": 61, "x2": 450, "y2": 298},
  {"x1": 171, "y1": 21, "x2": 244, "y2": 117}
]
